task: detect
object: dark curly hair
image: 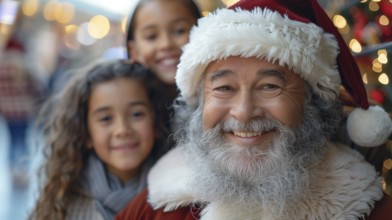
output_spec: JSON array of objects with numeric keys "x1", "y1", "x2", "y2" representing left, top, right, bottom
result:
[{"x1": 30, "y1": 59, "x2": 167, "y2": 220}]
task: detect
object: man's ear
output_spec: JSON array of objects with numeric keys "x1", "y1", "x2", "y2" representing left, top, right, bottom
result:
[{"x1": 127, "y1": 41, "x2": 138, "y2": 63}]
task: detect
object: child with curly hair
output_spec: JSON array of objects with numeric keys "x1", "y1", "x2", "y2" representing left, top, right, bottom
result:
[
  {"x1": 29, "y1": 60, "x2": 166, "y2": 220},
  {"x1": 126, "y1": 0, "x2": 202, "y2": 147}
]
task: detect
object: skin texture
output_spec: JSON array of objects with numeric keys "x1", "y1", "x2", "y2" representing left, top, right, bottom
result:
[
  {"x1": 128, "y1": 0, "x2": 197, "y2": 84},
  {"x1": 87, "y1": 78, "x2": 155, "y2": 183},
  {"x1": 202, "y1": 56, "x2": 307, "y2": 148}
]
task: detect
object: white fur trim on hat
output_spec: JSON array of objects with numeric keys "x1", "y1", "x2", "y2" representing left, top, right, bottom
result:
[
  {"x1": 347, "y1": 105, "x2": 392, "y2": 147},
  {"x1": 176, "y1": 7, "x2": 341, "y2": 105}
]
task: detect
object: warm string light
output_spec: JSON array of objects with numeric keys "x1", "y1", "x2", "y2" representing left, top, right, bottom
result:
[
  {"x1": 43, "y1": 0, "x2": 74, "y2": 23},
  {"x1": 365, "y1": 51, "x2": 390, "y2": 85},
  {"x1": 221, "y1": 0, "x2": 240, "y2": 7},
  {"x1": 336, "y1": 2, "x2": 392, "y2": 86},
  {"x1": 333, "y1": 14, "x2": 347, "y2": 29},
  {"x1": 22, "y1": 0, "x2": 39, "y2": 17},
  {"x1": 121, "y1": 16, "x2": 127, "y2": 34},
  {"x1": 372, "y1": 58, "x2": 382, "y2": 73},
  {"x1": 56, "y1": 2, "x2": 74, "y2": 24},
  {"x1": 349, "y1": 39, "x2": 362, "y2": 53},
  {"x1": 362, "y1": 73, "x2": 368, "y2": 84},
  {"x1": 88, "y1": 15, "x2": 110, "y2": 39},
  {"x1": 39, "y1": 0, "x2": 132, "y2": 46},
  {"x1": 379, "y1": 15, "x2": 390, "y2": 26},
  {"x1": 368, "y1": 1, "x2": 379, "y2": 11},
  {"x1": 43, "y1": 0, "x2": 59, "y2": 21},
  {"x1": 378, "y1": 73, "x2": 389, "y2": 85}
]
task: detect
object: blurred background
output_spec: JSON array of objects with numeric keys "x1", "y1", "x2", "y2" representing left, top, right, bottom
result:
[{"x1": 0, "y1": 0, "x2": 391, "y2": 219}]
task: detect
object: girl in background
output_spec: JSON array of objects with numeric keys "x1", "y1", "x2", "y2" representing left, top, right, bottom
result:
[
  {"x1": 126, "y1": 0, "x2": 201, "y2": 85},
  {"x1": 126, "y1": 0, "x2": 202, "y2": 146},
  {"x1": 29, "y1": 60, "x2": 165, "y2": 220}
]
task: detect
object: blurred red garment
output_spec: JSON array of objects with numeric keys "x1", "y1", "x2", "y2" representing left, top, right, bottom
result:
[
  {"x1": 0, "y1": 39, "x2": 41, "y2": 121},
  {"x1": 0, "y1": 38, "x2": 43, "y2": 184}
]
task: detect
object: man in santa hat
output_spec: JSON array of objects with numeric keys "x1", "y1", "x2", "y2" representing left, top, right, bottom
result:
[{"x1": 116, "y1": 0, "x2": 392, "y2": 219}]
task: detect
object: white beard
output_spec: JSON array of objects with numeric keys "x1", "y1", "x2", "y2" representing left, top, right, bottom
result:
[
  {"x1": 183, "y1": 104, "x2": 327, "y2": 217},
  {"x1": 148, "y1": 100, "x2": 382, "y2": 220}
]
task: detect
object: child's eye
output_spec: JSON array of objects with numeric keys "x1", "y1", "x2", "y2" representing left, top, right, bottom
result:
[
  {"x1": 173, "y1": 27, "x2": 187, "y2": 36},
  {"x1": 143, "y1": 33, "x2": 157, "y2": 41},
  {"x1": 131, "y1": 111, "x2": 146, "y2": 118},
  {"x1": 99, "y1": 115, "x2": 112, "y2": 123}
]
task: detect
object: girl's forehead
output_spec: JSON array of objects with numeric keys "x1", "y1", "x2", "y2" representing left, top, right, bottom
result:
[
  {"x1": 88, "y1": 78, "x2": 150, "y2": 106},
  {"x1": 136, "y1": 0, "x2": 196, "y2": 19}
]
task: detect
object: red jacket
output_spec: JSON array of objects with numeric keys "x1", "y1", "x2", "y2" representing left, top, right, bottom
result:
[{"x1": 116, "y1": 189, "x2": 392, "y2": 220}]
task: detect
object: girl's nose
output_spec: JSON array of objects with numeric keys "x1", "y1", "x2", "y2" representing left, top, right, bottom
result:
[
  {"x1": 114, "y1": 119, "x2": 132, "y2": 137},
  {"x1": 158, "y1": 32, "x2": 175, "y2": 50}
]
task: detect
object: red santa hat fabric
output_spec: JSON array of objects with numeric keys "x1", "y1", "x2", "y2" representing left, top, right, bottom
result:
[
  {"x1": 231, "y1": 0, "x2": 370, "y2": 109},
  {"x1": 176, "y1": 0, "x2": 392, "y2": 147}
]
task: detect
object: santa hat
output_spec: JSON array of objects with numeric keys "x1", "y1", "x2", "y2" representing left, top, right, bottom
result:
[{"x1": 176, "y1": 0, "x2": 392, "y2": 147}]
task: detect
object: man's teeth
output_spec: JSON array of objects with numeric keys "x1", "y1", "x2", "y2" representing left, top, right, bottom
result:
[{"x1": 233, "y1": 131, "x2": 262, "y2": 137}]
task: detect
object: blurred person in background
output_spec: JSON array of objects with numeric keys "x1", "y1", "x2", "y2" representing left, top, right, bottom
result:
[
  {"x1": 0, "y1": 37, "x2": 44, "y2": 187},
  {"x1": 126, "y1": 0, "x2": 202, "y2": 150}
]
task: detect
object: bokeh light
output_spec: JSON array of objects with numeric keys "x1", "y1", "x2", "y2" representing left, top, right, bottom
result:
[
  {"x1": 349, "y1": 39, "x2": 362, "y2": 53},
  {"x1": 88, "y1": 15, "x2": 110, "y2": 39},
  {"x1": 378, "y1": 73, "x2": 389, "y2": 85}
]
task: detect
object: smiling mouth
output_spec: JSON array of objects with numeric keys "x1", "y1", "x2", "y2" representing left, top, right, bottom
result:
[
  {"x1": 233, "y1": 129, "x2": 275, "y2": 137},
  {"x1": 159, "y1": 58, "x2": 178, "y2": 66},
  {"x1": 233, "y1": 131, "x2": 262, "y2": 137},
  {"x1": 112, "y1": 143, "x2": 138, "y2": 150}
]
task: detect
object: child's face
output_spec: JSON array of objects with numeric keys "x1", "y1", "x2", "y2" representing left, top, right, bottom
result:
[
  {"x1": 87, "y1": 78, "x2": 154, "y2": 183},
  {"x1": 129, "y1": 0, "x2": 197, "y2": 85}
]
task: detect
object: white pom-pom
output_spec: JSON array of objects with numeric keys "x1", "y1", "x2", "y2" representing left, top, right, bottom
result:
[{"x1": 347, "y1": 105, "x2": 392, "y2": 147}]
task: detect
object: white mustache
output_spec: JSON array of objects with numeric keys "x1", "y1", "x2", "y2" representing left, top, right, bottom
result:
[{"x1": 222, "y1": 118, "x2": 281, "y2": 134}]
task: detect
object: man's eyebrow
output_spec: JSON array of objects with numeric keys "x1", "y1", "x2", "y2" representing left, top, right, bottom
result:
[
  {"x1": 207, "y1": 69, "x2": 234, "y2": 81},
  {"x1": 257, "y1": 69, "x2": 287, "y2": 82}
]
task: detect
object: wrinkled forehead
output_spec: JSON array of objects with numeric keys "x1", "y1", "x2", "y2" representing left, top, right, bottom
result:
[{"x1": 202, "y1": 56, "x2": 304, "y2": 83}]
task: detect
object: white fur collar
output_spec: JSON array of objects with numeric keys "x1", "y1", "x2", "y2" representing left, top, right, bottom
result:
[{"x1": 147, "y1": 142, "x2": 383, "y2": 220}]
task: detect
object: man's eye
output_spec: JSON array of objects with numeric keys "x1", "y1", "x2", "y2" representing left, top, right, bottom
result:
[
  {"x1": 213, "y1": 86, "x2": 232, "y2": 92},
  {"x1": 262, "y1": 84, "x2": 280, "y2": 90},
  {"x1": 210, "y1": 85, "x2": 235, "y2": 98},
  {"x1": 259, "y1": 84, "x2": 282, "y2": 98}
]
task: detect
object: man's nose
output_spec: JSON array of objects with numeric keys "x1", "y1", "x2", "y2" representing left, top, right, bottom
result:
[{"x1": 229, "y1": 92, "x2": 263, "y2": 123}]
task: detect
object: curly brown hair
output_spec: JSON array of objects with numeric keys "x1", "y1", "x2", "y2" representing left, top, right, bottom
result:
[{"x1": 29, "y1": 60, "x2": 166, "y2": 220}]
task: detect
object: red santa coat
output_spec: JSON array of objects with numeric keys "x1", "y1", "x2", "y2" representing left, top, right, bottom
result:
[
  {"x1": 116, "y1": 190, "x2": 392, "y2": 220},
  {"x1": 116, "y1": 142, "x2": 392, "y2": 220}
]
